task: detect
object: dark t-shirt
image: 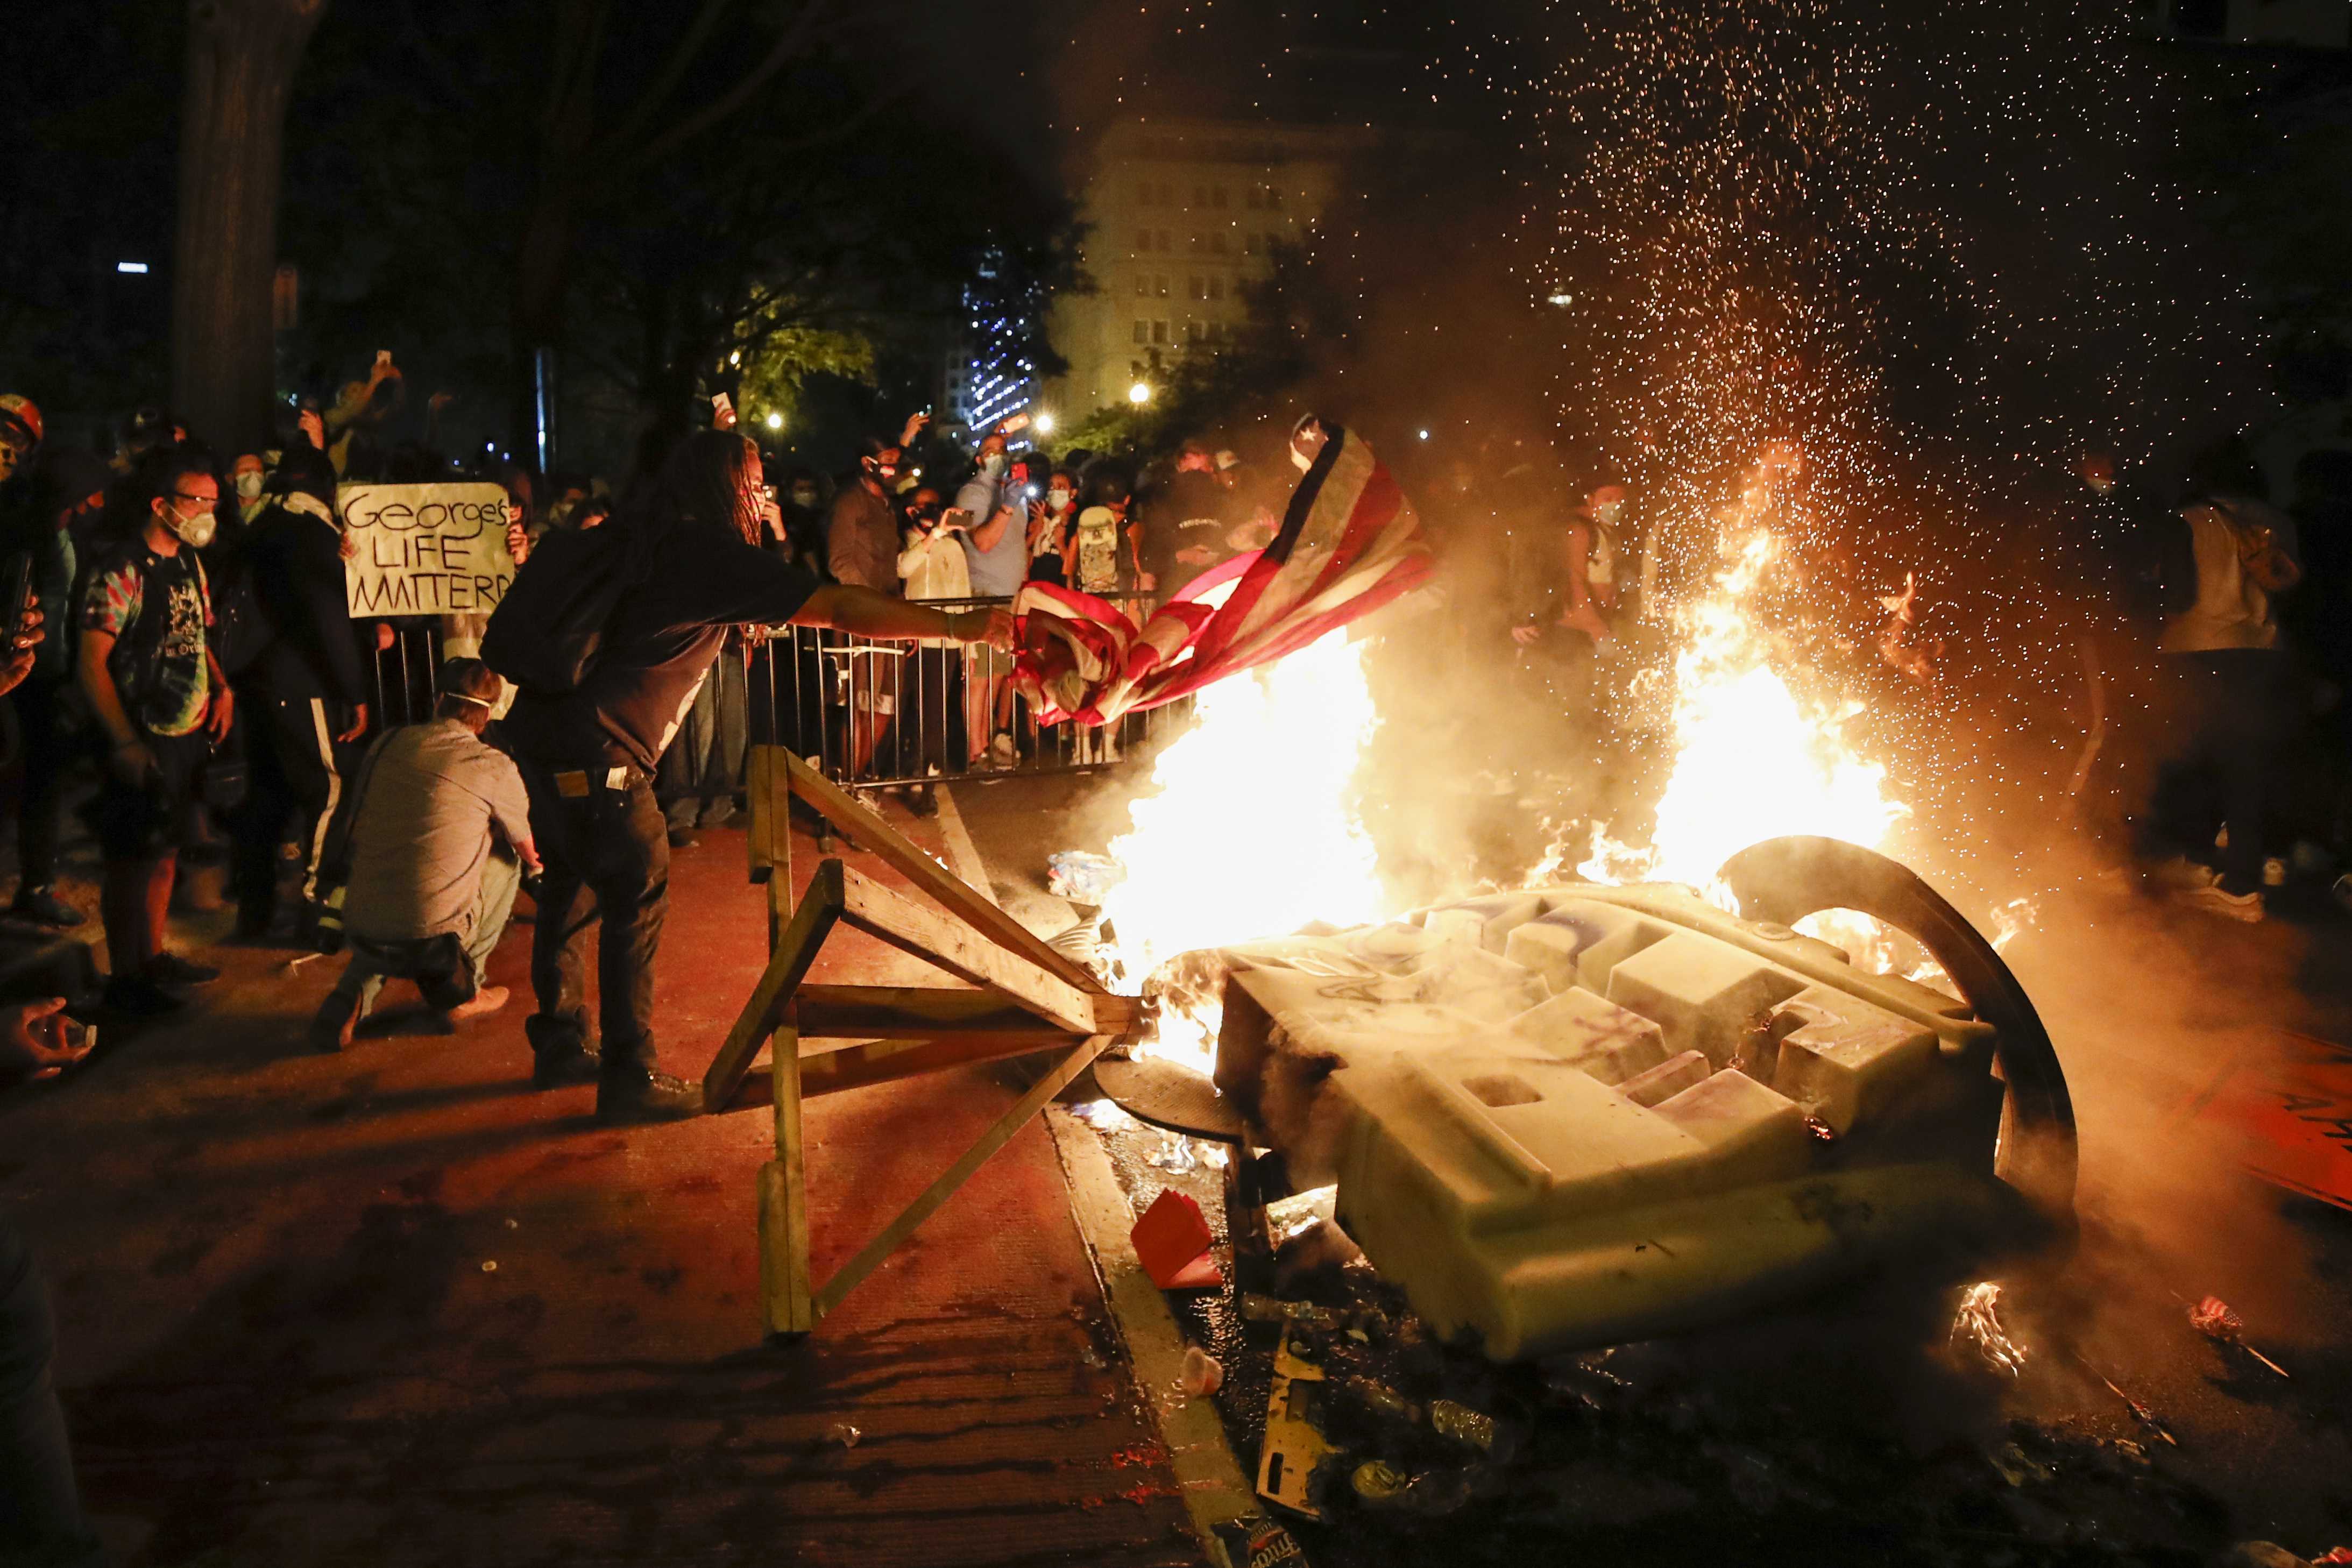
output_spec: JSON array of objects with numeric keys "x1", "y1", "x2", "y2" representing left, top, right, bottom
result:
[
  {"x1": 1137, "y1": 468, "x2": 1228, "y2": 586},
  {"x1": 507, "y1": 521, "x2": 818, "y2": 771}
]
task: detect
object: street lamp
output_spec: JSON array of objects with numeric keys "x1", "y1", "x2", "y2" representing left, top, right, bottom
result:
[
  {"x1": 1033, "y1": 410, "x2": 1057, "y2": 435},
  {"x1": 764, "y1": 411, "x2": 784, "y2": 431},
  {"x1": 1128, "y1": 382, "x2": 1152, "y2": 406}
]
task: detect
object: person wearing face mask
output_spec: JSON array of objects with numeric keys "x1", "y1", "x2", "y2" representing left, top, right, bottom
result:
[
  {"x1": 894, "y1": 486, "x2": 973, "y2": 798},
  {"x1": 955, "y1": 433, "x2": 1028, "y2": 768},
  {"x1": 767, "y1": 466, "x2": 831, "y2": 577},
  {"x1": 1028, "y1": 468, "x2": 1076, "y2": 586},
  {"x1": 229, "y1": 453, "x2": 270, "y2": 524},
  {"x1": 1513, "y1": 481, "x2": 1626, "y2": 650},
  {"x1": 228, "y1": 444, "x2": 374, "y2": 945},
  {"x1": 78, "y1": 447, "x2": 235, "y2": 1013}
]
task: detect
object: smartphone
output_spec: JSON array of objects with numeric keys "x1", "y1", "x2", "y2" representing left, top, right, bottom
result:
[
  {"x1": 712, "y1": 392, "x2": 736, "y2": 427},
  {"x1": 2, "y1": 553, "x2": 32, "y2": 643},
  {"x1": 375, "y1": 349, "x2": 392, "y2": 366}
]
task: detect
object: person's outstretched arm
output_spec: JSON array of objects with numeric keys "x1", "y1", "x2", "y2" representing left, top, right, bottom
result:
[{"x1": 793, "y1": 583, "x2": 1011, "y2": 648}]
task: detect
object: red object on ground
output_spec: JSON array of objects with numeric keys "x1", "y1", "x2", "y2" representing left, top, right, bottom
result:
[
  {"x1": 1132, "y1": 1188, "x2": 1223, "y2": 1289},
  {"x1": 2181, "y1": 1030, "x2": 2352, "y2": 1211}
]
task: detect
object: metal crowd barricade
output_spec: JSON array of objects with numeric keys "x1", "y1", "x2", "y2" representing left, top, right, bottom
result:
[
  {"x1": 748, "y1": 592, "x2": 1181, "y2": 790},
  {"x1": 367, "y1": 621, "x2": 447, "y2": 726},
  {"x1": 365, "y1": 594, "x2": 1179, "y2": 789}
]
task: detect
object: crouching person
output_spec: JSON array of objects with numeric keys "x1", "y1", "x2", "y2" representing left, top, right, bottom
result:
[{"x1": 307, "y1": 659, "x2": 552, "y2": 1057}]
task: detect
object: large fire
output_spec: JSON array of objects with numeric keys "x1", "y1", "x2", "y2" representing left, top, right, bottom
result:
[
  {"x1": 1098, "y1": 630, "x2": 1392, "y2": 1068},
  {"x1": 1096, "y1": 451, "x2": 1929, "y2": 1070}
]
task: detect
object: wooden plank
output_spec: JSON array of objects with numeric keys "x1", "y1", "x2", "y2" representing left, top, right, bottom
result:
[
  {"x1": 702, "y1": 859, "x2": 844, "y2": 1109},
  {"x1": 837, "y1": 866, "x2": 1103, "y2": 1037},
  {"x1": 758, "y1": 1017, "x2": 816, "y2": 1336},
  {"x1": 745, "y1": 746, "x2": 777, "y2": 884},
  {"x1": 780, "y1": 748, "x2": 1110, "y2": 997},
  {"x1": 794, "y1": 983, "x2": 1142, "y2": 1047},
  {"x1": 810, "y1": 1034, "x2": 1113, "y2": 1319},
  {"x1": 725, "y1": 1032, "x2": 1089, "y2": 1112}
]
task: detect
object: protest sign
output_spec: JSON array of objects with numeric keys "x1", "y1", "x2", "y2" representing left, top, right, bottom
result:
[{"x1": 339, "y1": 483, "x2": 515, "y2": 618}]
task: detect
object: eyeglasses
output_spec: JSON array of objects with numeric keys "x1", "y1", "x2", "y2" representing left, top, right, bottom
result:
[{"x1": 171, "y1": 490, "x2": 218, "y2": 506}]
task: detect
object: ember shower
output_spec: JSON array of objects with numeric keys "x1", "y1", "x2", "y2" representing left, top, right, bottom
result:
[{"x1": 1511, "y1": 0, "x2": 2265, "y2": 891}]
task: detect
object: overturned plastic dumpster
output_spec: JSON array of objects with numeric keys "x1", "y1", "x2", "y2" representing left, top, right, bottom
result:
[{"x1": 1195, "y1": 836, "x2": 2076, "y2": 1360}]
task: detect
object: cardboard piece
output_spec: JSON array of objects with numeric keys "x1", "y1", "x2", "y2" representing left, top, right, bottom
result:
[
  {"x1": 1131, "y1": 1188, "x2": 1224, "y2": 1289},
  {"x1": 1256, "y1": 1324, "x2": 1336, "y2": 1517}
]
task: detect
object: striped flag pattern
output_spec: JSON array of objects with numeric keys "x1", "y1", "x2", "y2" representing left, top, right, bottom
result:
[{"x1": 1012, "y1": 425, "x2": 1431, "y2": 726}]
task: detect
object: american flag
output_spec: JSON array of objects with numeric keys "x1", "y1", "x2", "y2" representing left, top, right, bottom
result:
[{"x1": 1012, "y1": 425, "x2": 1431, "y2": 726}]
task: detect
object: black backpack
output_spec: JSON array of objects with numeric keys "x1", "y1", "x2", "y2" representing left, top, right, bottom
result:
[{"x1": 481, "y1": 527, "x2": 629, "y2": 695}]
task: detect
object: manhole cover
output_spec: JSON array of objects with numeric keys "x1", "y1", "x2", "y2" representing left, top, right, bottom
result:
[{"x1": 1093, "y1": 1055, "x2": 1248, "y2": 1141}]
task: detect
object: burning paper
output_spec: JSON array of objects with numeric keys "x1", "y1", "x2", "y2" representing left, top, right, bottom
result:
[{"x1": 1951, "y1": 1280, "x2": 2029, "y2": 1378}]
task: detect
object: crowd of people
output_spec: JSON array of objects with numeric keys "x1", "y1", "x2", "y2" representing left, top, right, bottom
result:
[{"x1": 0, "y1": 362, "x2": 1287, "y2": 1043}]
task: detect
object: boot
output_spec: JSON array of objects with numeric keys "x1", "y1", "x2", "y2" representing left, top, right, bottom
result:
[{"x1": 596, "y1": 1069, "x2": 704, "y2": 1123}]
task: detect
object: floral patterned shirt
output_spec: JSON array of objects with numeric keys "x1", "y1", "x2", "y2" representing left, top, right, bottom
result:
[{"x1": 79, "y1": 541, "x2": 212, "y2": 737}]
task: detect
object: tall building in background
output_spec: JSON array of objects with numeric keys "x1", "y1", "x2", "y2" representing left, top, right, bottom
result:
[
  {"x1": 945, "y1": 247, "x2": 1044, "y2": 435},
  {"x1": 1043, "y1": 117, "x2": 1370, "y2": 420}
]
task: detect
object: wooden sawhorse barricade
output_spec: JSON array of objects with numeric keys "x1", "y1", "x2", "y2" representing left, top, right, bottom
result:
[{"x1": 702, "y1": 746, "x2": 1145, "y2": 1337}]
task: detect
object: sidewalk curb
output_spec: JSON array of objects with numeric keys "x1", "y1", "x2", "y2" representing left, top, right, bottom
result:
[{"x1": 934, "y1": 782, "x2": 1258, "y2": 1560}]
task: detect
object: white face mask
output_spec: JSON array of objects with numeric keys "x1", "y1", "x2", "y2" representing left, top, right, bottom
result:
[
  {"x1": 1593, "y1": 501, "x2": 1623, "y2": 527},
  {"x1": 163, "y1": 498, "x2": 217, "y2": 549},
  {"x1": 235, "y1": 470, "x2": 265, "y2": 501},
  {"x1": 1047, "y1": 488, "x2": 1072, "y2": 511},
  {"x1": 980, "y1": 452, "x2": 1007, "y2": 480}
]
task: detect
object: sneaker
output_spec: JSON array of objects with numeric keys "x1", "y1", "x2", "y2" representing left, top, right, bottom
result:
[
  {"x1": 2172, "y1": 883, "x2": 2264, "y2": 924},
  {"x1": 309, "y1": 991, "x2": 359, "y2": 1053},
  {"x1": 989, "y1": 732, "x2": 1017, "y2": 767},
  {"x1": 595, "y1": 1070, "x2": 705, "y2": 1123},
  {"x1": 9, "y1": 887, "x2": 84, "y2": 928},
  {"x1": 103, "y1": 975, "x2": 185, "y2": 1016},
  {"x1": 532, "y1": 1040, "x2": 603, "y2": 1089},
  {"x1": 148, "y1": 952, "x2": 221, "y2": 988},
  {"x1": 443, "y1": 984, "x2": 509, "y2": 1026}
]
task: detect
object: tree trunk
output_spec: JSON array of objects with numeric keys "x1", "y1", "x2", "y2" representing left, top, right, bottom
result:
[{"x1": 170, "y1": 0, "x2": 328, "y2": 456}]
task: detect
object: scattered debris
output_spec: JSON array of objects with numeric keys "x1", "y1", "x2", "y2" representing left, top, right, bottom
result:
[
  {"x1": 2188, "y1": 1295, "x2": 2290, "y2": 1378},
  {"x1": 1047, "y1": 849, "x2": 1125, "y2": 903},
  {"x1": 1067, "y1": 1097, "x2": 1134, "y2": 1132},
  {"x1": 1149, "y1": 1130, "x2": 1200, "y2": 1175},
  {"x1": 1181, "y1": 1345, "x2": 1225, "y2": 1397},
  {"x1": 1950, "y1": 1280, "x2": 2029, "y2": 1377},
  {"x1": 824, "y1": 1422, "x2": 861, "y2": 1449},
  {"x1": 1209, "y1": 1513, "x2": 1309, "y2": 1568},
  {"x1": 1240, "y1": 1294, "x2": 1350, "y2": 1331},
  {"x1": 2075, "y1": 1355, "x2": 2178, "y2": 1446},
  {"x1": 1131, "y1": 1189, "x2": 1222, "y2": 1290}
]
